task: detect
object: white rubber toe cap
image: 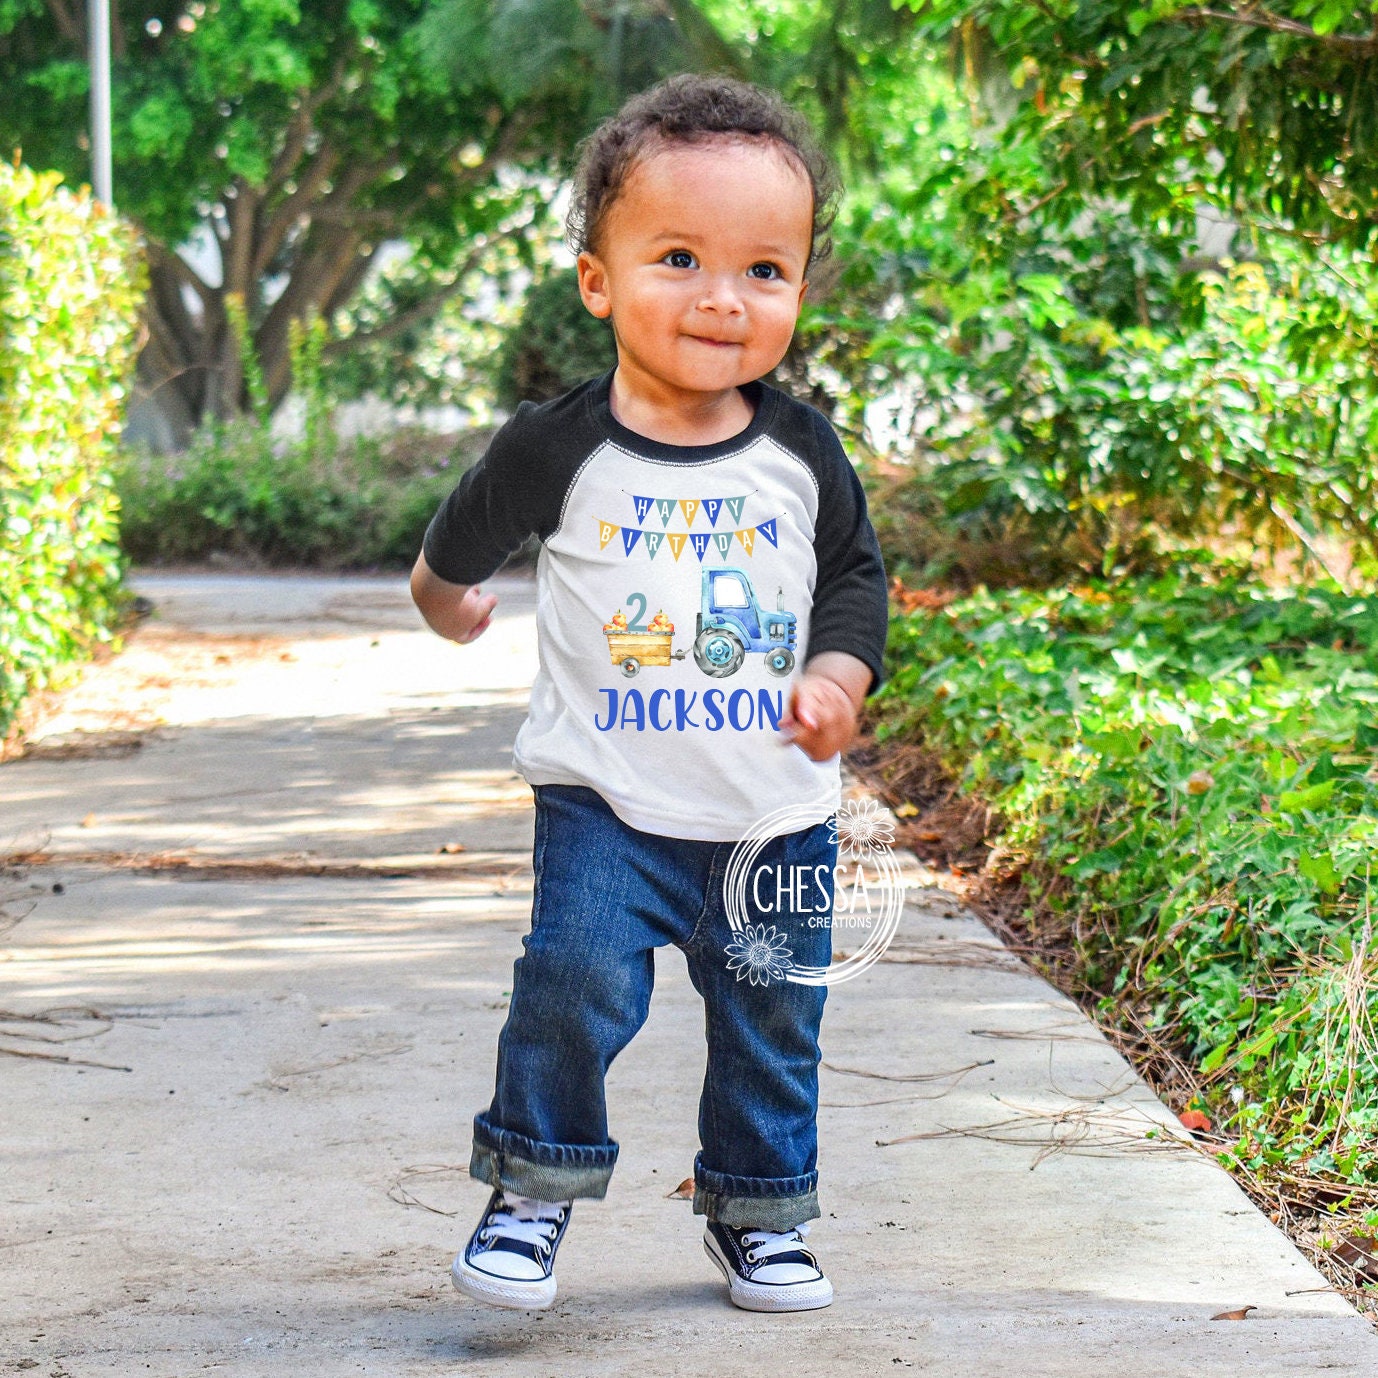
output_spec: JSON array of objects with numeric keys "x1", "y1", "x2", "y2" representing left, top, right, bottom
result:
[{"x1": 451, "y1": 1255, "x2": 557, "y2": 1310}]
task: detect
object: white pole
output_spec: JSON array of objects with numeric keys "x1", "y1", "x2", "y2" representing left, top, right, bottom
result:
[{"x1": 88, "y1": 0, "x2": 112, "y2": 206}]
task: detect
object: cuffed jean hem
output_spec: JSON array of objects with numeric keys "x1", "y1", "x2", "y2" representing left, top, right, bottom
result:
[
  {"x1": 691, "y1": 1153, "x2": 820, "y2": 1230},
  {"x1": 469, "y1": 1113, "x2": 617, "y2": 1201}
]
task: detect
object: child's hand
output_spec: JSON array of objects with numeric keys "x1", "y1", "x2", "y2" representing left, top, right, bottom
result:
[
  {"x1": 446, "y1": 583, "x2": 499, "y2": 644},
  {"x1": 779, "y1": 653, "x2": 872, "y2": 762},
  {"x1": 410, "y1": 554, "x2": 498, "y2": 644}
]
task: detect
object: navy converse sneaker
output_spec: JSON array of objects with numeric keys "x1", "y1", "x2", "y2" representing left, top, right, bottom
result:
[
  {"x1": 451, "y1": 1190, "x2": 571, "y2": 1309},
  {"x1": 704, "y1": 1220, "x2": 833, "y2": 1312}
]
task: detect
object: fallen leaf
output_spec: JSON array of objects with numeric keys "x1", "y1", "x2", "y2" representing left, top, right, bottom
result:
[
  {"x1": 436, "y1": 842, "x2": 466, "y2": 854},
  {"x1": 80, "y1": 813, "x2": 97, "y2": 828},
  {"x1": 1186, "y1": 769, "x2": 1215, "y2": 796},
  {"x1": 1333, "y1": 1233, "x2": 1378, "y2": 1285},
  {"x1": 1210, "y1": 1305, "x2": 1256, "y2": 1321},
  {"x1": 666, "y1": 1177, "x2": 694, "y2": 1200},
  {"x1": 894, "y1": 802, "x2": 919, "y2": 818},
  {"x1": 1179, "y1": 1109, "x2": 1212, "y2": 1133},
  {"x1": 917, "y1": 830, "x2": 943, "y2": 843}
]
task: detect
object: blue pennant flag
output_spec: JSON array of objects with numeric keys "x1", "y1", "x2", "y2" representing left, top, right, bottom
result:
[
  {"x1": 725, "y1": 495, "x2": 746, "y2": 524},
  {"x1": 690, "y1": 532, "x2": 711, "y2": 562},
  {"x1": 632, "y1": 495, "x2": 654, "y2": 524},
  {"x1": 643, "y1": 531, "x2": 663, "y2": 559},
  {"x1": 703, "y1": 497, "x2": 723, "y2": 528},
  {"x1": 712, "y1": 532, "x2": 733, "y2": 559},
  {"x1": 655, "y1": 498, "x2": 676, "y2": 527},
  {"x1": 757, "y1": 518, "x2": 779, "y2": 548},
  {"x1": 622, "y1": 527, "x2": 643, "y2": 556}
]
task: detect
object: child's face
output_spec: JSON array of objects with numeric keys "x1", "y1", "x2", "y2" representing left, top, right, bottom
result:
[{"x1": 576, "y1": 139, "x2": 813, "y2": 407}]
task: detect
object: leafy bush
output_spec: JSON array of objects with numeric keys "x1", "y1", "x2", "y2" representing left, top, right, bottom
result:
[
  {"x1": 874, "y1": 578, "x2": 1378, "y2": 1182},
  {"x1": 115, "y1": 420, "x2": 491, "y2": 570},
  {"x1": 795, "y1": 54, "x2": 1378, "y2": 587},
  {"x1": 0, "y1": 162, "x2": 144, "y2": 738},
  {"x1": 494, "y1": 268, "x2": 616, "y2": 409},
  {"x1": 859, "y1": 250, "x2": 1378, "y2": 587}
]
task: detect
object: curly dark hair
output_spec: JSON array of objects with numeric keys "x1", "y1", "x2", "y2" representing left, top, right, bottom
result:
[{"x1": 566, "y1": 74, "x2": 840, "y2": 270}]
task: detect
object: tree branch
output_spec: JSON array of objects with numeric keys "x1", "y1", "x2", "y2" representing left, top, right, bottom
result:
[
  {"x1": 110, "y1": 1, "x2": 126, "y2": 61},
  {"x1": 143, "y1": 239, "x2": 214, "y2": 310},
  {"x1": 321, "y1": 238, "x2": 497, "y2": 358},
  {"x1": 319, "y1": 249, "x2": 378, "y2": 321},
  {"x1": 222, "y1": 178, "x2": 260, "y2": 300},
  {"x1": 1269, "y1": 497, "x2": 1352, "y2": 588},
  {"x1": 264, "y1": 53, "x2": 352, "y2": 198},
  {"x1": 1177, "y1": 7, "x2": 1378, "y2": 55},
  {"x1": 252, "y1": 143, "x2": 343, "y2": 280},
  {"x1": 44, "y1": 0, "x2": 81, "y2": 45},
  {"x1": 257, "y1": 217, "x2": 372, "y2": 405}
]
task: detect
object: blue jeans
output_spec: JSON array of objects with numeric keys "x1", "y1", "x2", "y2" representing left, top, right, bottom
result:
[{"x1": 470, "y1": 783, "x2": 835, "y2": 1231}]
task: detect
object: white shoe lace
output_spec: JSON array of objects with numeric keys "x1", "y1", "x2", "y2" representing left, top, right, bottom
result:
[
  {"x1": 478, "y1": 1196, "x2": 568, "y2": 1255},
  {"x1": 741, "y1": 1222, "x2": 812, "y2": 1265}
]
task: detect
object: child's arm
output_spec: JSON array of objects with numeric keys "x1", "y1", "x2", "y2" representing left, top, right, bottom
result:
[
  {"x1": 780, "y1": 650, "x2": 873, "y2": 762},
  {"x1": 410, "y1": 552, "x2": 498, "y2": 644}
]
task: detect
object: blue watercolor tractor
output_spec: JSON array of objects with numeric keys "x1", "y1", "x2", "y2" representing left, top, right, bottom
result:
[{"x1": 693, "y1": 566, "x2": 797, "y2": 678}]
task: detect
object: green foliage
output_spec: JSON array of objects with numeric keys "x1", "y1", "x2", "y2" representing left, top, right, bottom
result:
[
  {"x1": 859, "y1": 245, "x2": 1378, "y2": 585},
  {"x1": 900, "y1": 0, "x2": 1378, "y2": 254},
  {"x1": 494, "y1": 269, "x2": 616, "y2": 409},
  {"x1": 0, "y1": 0, "x2": 745, "y2": 429},
  {"x1": 323, "y1": 192, "x2": 556, "y2": 416},
  {"x1": 1, "y1": 0, "x2": 517, "y2": 248},
  {"x1": 874, "y1": 577, "x2": 1378, "y2": 1180},
  {"x1": 0, "y1": 161, "x2": 144, "y2": 738},
  {"x1": 225, "y1": 293, "x2": 270, "y2": 427},
  {"x1": 418, "y1": 0, "x2": 742, "y2": 124},
  {"x1": 782, "y1": 38, "x2": 1378, "y2": 585},
  {"x1": 114, "y1": 420, "x2": 487, "y2": 570}
]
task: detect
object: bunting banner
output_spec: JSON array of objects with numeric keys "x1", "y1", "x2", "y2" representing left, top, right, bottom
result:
[
  {"x1": 627, "y1": 492, "x2": 756, "y2": 528},
  {"x1": 598, "y1": 516, "x2": 783, "y2": 559}
]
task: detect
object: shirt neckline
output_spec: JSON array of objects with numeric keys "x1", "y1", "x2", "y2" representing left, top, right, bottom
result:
[{"x1": 587, "y1": 370, "x2": 778, "y2": 464}]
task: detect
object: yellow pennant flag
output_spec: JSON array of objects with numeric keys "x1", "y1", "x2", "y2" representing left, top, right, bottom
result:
[
  {"x1": 678, "y1": 498, "x2": 700, "y2": 528},
  {"x1": 736, "y1": 528, "x2": 755, "y2": 556},
  {"x1": 598, "y1": 520, "x2": 618, "y2": 550},
  {"x1": 667, "y1": 531, "x2": 687, "y2": 561}
]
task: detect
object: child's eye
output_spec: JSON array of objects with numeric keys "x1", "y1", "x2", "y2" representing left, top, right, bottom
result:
[
  {"x1": 748, "y1": 262, "x2": 782, "y2": 281},
  {"x1": 664, "y1": 250, "x2": 696, "y2": 269}
]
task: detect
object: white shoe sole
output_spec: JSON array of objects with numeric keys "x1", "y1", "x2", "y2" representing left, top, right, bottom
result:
[
  {"x1": 451, "y1": 1255, "x2": 557, "y2": 1310},
  {"x1": 704, "y1": 1234, "x2": 834, "y2": 1313}
]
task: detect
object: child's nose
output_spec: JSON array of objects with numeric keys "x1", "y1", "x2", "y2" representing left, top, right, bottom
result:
[{"x1": 696, "y1": 276, "x2": 745, "y2": 314}]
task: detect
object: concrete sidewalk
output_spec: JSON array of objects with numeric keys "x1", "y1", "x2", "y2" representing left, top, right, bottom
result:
[{"x1": 1, "y1": 571, "x2": 1373, "y2": 1376}]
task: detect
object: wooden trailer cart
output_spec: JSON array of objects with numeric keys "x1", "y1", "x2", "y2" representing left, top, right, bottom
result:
[{"x1": 604, "y1": 630, "x2": 687, "y2": 677}]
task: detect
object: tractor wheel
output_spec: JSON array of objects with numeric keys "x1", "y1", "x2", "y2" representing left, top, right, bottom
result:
[
  {"x1": 620, "y1": 657, "x2": 640, "y2": 677},
  {"x1": 693, "y1": 627, "x2": 745, "y2": 678},
  {"x1": 765, "y1": 647, "x2": 795, "y2": 677}
]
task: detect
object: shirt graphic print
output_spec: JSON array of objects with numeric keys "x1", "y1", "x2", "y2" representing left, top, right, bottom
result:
[{"x1": 423, "y1": 372, "x2": 888, "y2": 842}]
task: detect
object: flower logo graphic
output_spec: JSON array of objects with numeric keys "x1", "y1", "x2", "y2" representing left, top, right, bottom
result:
[
  {"x1": 724, "y1": 924, "x2": 795, "y2": 986},
  {"x1": 829, "y1": 798, "x2": 896, "y2": 862},
  {"x1": 723, "y1": 800, "x2": 907, "y2": 987}
]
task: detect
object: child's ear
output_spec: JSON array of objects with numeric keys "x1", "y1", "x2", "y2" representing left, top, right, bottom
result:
[{"x1": 577, "y1": 251, "x2": 613, "y2": 319}]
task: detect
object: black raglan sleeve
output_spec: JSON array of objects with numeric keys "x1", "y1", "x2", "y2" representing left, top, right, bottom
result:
[
  {"x1": 802, "y1": 409, "x2": 890, "y2": 696},
  {"x1": 422, "y1": 402, "x2": 552, "y2": 586}
]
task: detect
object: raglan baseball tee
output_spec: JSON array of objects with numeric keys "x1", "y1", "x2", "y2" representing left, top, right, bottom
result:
[{"x1": 423, "y1": 371, "x2": 889, "y2": 842}]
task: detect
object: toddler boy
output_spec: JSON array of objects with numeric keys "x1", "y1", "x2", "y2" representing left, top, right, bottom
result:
[{"x1": 412, "y1": 73, "x2": 888, "y2": 1313}]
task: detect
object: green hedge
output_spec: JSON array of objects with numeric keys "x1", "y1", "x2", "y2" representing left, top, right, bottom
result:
[
  {"x1": 0, "y1": 162, "x2": 144, "y2": 738},
  {"x1": 874, "y1": 578, "x2": 1378, "y2": 1183}
]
